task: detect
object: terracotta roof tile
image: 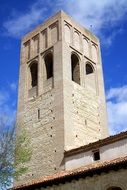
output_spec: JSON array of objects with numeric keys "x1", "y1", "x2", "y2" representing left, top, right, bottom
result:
[{"x1": 11, "y1": 155, "x2": 127, "y2": 190}]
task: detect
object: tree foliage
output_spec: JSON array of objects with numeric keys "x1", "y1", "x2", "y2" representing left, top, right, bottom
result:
[{"x1": 0, "y1": 120, "x2": 32, "y2": 189}]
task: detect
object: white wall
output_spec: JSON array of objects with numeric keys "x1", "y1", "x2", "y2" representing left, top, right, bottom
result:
[{"x1": 65, "y1": 138, "x2": 127, "y2": 170}]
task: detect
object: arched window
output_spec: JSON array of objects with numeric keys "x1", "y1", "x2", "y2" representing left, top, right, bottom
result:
[
  {"x1": 44, "y1": 53, "x2": 53, "y2": 79},
  {"x1": 30, "y1": 61, "x2": 38, "y2": 87},
  {"x1": 85, "y1": 62, "x2": 96, "y2": 93},
  {"x1": 107, "y1": 187, "x2": 122, "y2": 190},
  {"x1": 86, "y1": 63, "x2": 94, "y2": 75},
  {"x1": 71, "y1": 53, "x2": 80, "y2": 85}
]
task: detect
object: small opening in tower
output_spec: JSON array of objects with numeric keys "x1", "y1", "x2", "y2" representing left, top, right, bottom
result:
[
  {"x1": 44, "y1": 53, "x2": 53, "y2": 79},
  {"x1": 38, "y1": 109, "x2": 40, "y2": 119},
  {"x1": 71, "y1": 53, "x2": 80, "y2": 85},
  {"x1": 30, "y1": 61, "x2": 38, "y2": 87},
  {"x1": 93, "y1": 150, "x2": 100, "y2": 161},
  {"x1": 86, "y1": 63, "x2": 94, "y2": 75}
]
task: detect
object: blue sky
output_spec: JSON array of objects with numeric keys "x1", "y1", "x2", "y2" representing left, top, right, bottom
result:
[{"x1": 0, "y1": 0, "x2": 127, "y2": 134}]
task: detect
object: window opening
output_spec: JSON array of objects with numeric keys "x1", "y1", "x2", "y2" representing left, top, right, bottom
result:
[
  {"x1": 44, "y1": 53, "x2": 53, "y2": 79},
  {"x1": 86, "y1": 63, "x2": 93, "y2": 75},
  {"x1": 30, "y1": 62, "x2": 38, "y2": 87},
  {"x1": 71, "y1": 53, "x2": 80, "y2": 85},
  {"x1": 38, "y1": 109, "x2": 40, "y2": 119},
  {"x1": 93, "y1": 150, "x2": 100, "y2": 161}
]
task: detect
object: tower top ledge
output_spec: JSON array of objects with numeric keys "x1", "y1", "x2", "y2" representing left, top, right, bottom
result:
[{"x1": 22, "y1": 10, "x2": 99, "y2": 44}]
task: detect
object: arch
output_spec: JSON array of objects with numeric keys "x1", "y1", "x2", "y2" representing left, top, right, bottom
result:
[
  {"x1": 86, "y1": 63, "x2": 94, "y2": 75},
  {"x1": 44, "y1": 52, "x2": 53, "y2": 80},
  {"x1": 83, "y1": 38, "x2": 89, "y2": 57},
  {"x1": 74, "y1": 31, "x2": 80, "y2": 50},
  {"x1": 107, "y1": 187, "x2": 122, "y2": 190},
  {"x1": 71, "y1": 53, "x2": 80, "y2": 85},
  {"x1": 65, "y1": 24, "x2": 71, "y2": 44},
  {"x1": 85, "y1": 62, "x2": 96, "y2": 93},
  {"x1": 29, "y1": 61, "x2": 38, "y2": 88},
  {"x1": 104, "y1": 181, "x2": 126, "y2": 190},
  {"x1": 50, "y1": 24, "x2": 58, "y2": 45}
]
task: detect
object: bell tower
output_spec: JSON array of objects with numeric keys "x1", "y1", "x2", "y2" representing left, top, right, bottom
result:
[{"x1": 17, "y1": 10, "x2": 109, "y2": 185}]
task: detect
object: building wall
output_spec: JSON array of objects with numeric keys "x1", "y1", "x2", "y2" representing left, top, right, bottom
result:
[
  {"x1": 16, "y1": 13, "x2": 65, "y2": 185},
  {"x1": 101, "y1": 138, "x2": 127, "y2": 161},
  {"x1": 61, "y1": 12, "x2": 108, "y2": 151},
  {"x1": 65, "y1": 138, "x2": 127, "y2": 170},
  {"x1": 36, "y1": 169, "x2": 127, "y2": 190},
  {"x1": 16, "y1": 11, "x2": 108, "y2": 185}
]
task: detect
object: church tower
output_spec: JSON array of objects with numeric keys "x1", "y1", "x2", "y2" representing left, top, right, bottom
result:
[{"x1": 17, "y1": 11, "x2": 109, "y2": 184}]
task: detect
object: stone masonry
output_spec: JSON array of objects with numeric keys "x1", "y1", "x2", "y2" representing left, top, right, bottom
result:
[{"x1": 16, "y1": 10, "x2": 109, "y2": 185}]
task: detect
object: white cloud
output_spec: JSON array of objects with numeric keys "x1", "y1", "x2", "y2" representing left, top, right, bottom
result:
[
  {"x1": 3, "y1": 0, "x2": 127, "y2": 43},
  {"x1": 63, "y1": 0, "x2": 127, "y2": 46},
  {"x1": 3, "y1": 0, "x2": 48, "y2": 38},
  {"x1": 64, "y1": 0, "x2": 127, "y2": 32},
  {"x1": 0, "y1": 90, "x2": 9, "y2": 106},
  {"x1": 0, "y1": 104, "x2": 16, "y2": 128},
  {"x1": 0, "y1": 87, "x2": 16, "y2": 128},
  {"x1": 100, "y1": 28, "x2": 124, "y2": 47},
  {"x1": 10, "y1": 82, "x2": 17, "y2": 91},
  {"x1": 107, "y1": 85, "x2": 127, "y2": 102},
  {"x1": 106, "y1": 85, "x2": 127, "y2": 135}
]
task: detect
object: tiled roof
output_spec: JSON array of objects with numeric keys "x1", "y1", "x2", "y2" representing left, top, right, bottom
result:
[
  {"x1": 11, "y1": 155, "x2": 127, "y2": 190},
  {"x1": 65, "y1": 131, "x2": 127, "y2": 156}
]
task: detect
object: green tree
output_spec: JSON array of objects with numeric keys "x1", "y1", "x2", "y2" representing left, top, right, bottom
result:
[{"x1": 0, "y1": 120, "x2": 32, "y2": 190}]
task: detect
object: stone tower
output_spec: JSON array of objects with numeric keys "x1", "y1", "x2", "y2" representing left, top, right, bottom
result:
[{"x1": 17, "y1": 11, "x2": 109, "y2": 184}]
